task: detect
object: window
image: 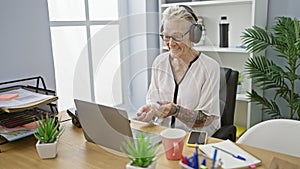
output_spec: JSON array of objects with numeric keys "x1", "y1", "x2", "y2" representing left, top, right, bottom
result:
[{"x1": 48, "y1": 0, "x2": 122, "y2": 111}]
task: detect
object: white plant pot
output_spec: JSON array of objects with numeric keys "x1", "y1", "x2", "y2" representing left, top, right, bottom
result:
[
  {"x1": 237, "y1": 85, "x2": 242, "y2": 94},
  {"x1": 36, "y1": 139, "x2": 58, "y2": 159},
  {"x1": 126, "y1": 161, "x2": 156, "y2": 169}
]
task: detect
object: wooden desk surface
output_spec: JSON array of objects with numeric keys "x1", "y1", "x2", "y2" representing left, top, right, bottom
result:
[{"x1": 1, "y1": 116, "x2": 300, "y2": 169}]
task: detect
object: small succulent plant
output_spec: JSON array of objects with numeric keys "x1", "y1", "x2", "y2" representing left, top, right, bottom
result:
[
  {"x1": 121, "y1": 132, "x2": 158, "y2": 168},
  {"x1": 34, "y1": 114, "x2": 63, "y2": 143}
]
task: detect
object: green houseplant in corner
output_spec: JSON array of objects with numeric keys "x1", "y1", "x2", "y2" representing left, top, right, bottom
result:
[
  {"x1": 34, "y1": 114, "x2": 63, "y2": 159},
  {"x1": 241, "y1": 16, "x2": 300, "y2": 120},
  {"x1": 121, "y1": 132, "x2": 159, "y2": 169},
  {"x1": 237, "y1": 73, "x2": 243, "y2": 94}
]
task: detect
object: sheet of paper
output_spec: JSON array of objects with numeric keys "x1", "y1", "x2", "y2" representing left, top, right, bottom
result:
[
  {"x1": 0, "y1": 128, "x2": 36, "y2": 142},
  {"x1": 0, "y1": 89, "x2": 54, "y2": 107},
  {"x1": 200, "y1": 140, "x2": 261, "y2": 169},
  {"x1": 0, "y1": 89, "x2": 57, "y2": 113}
]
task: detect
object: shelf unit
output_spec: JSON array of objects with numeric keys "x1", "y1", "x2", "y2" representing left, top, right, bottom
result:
[
  {"x1": 158, "y1": 0, "x2": 268, "y2": 129},
  {"x1": 161, "y1": 0, "x2": 253, "y2": 7},
  {"x1": 163, "y1": 45, "x2": 247, "y2": 53}
]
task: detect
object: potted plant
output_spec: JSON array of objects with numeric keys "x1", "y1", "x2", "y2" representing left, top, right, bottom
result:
[
  {"x1": 121, "y1": 132, "x2": 159, "y2": 169},
  {"x1": 237, "y1": 73, "x2": 243, "y2": 94},
  {"x1": 241, "y1": 16, "x2": 300, "y2": 119},
  {"x1": 34, "y1": 114, "x2": 63, "y2": 159}
]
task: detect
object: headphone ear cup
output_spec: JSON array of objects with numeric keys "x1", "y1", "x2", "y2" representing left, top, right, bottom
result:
[{"x1": 189, "y1": 24, "x2": 202, "y2": 43}]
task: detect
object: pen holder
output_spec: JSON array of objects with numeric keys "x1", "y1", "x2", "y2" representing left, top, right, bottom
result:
[{"x1": 179, "y1": 153, "x2": 222, "y2": 169}]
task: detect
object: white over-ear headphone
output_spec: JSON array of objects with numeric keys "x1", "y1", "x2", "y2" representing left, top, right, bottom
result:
[{"x1": 160, "y1": 5, "x2": 202, "y2": 43}]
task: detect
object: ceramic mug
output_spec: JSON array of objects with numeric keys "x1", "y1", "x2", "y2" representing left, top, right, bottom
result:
[{"x1": 160, "y1": 128, "x2": 186, "y2": 160}]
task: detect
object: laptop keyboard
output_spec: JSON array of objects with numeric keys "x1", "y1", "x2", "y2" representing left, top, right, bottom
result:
[{"x1": 131, "y1": 128, "x2": 162, "y2": 145}]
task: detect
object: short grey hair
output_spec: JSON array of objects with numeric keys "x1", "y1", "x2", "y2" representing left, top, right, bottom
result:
[{"x1": 162, "y1": 6, "x2": 196, "y2": 25}]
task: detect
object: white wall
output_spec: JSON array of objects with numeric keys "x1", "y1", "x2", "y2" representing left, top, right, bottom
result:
[{"x1": 0, "y1": 0, "x2": 55, "y2": 90}]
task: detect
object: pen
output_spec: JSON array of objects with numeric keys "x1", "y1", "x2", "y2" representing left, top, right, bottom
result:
[
  {"x1": 193, "y1": 146, "x2": 199, "y2": 169},
  {"x1": 212, "y1": 148, "x2": 218, "y2": 169},
  {"x1": 185, "y1": 156, "x2": 192, "y2": 167},
  {"x1": 200, "y1": 158, "x2": 207, "y2": 169},
  {"x1": 192, "y1": 152, "x2": 199, "y2": 169},
  {"x1": 181, "y1": 155, "x2": 187, "y2": 165},
  {"x1": 156, "y1": 101, "x2": 162, "y2": 105},
  {"x1": 212, "y1": 146, "x2": 246, "y2": 161}
]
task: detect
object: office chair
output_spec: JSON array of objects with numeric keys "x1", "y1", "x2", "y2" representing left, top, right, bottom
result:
[
  {"x1": 237, "y1": 119, "x2": 300, "y2": 157},
  {"x1": 212, "y1": 67, "x2": 238, "y2": 142}
]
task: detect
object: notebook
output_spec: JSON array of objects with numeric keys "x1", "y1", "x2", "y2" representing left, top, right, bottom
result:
[
  {"x1": 74, "y1": 99, "x2": 161, "y2": 152},
  {"x1": 199, "y1": 140, "x2": 261, "y2": 169}
]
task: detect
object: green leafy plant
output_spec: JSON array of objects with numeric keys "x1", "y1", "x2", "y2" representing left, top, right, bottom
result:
[
  {"x1": 34, "y1": 114, "x2": 63, "y2": 143},
  {"x1": 241, "y1": 16, "x2": 300, "y2": 119},
  {"x1": 238, "y1": 73, "x2": 243, "y2": 85},
  {"x1": 121, "y1": 132, "x2": 158, "y2": 168}
]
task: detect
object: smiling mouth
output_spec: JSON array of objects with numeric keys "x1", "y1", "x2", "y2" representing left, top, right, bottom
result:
[{"x1": 170, "y1": 48, "x2": 180, "y2": 52}]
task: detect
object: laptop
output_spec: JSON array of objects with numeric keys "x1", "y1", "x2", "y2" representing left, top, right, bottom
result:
[{"x1": 74, "y1": 99, "x2": 162, "y2": 152}]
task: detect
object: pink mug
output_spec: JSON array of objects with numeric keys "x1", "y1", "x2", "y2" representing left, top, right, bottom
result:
[{"x1": 160, "y1": 128, "x2": 186, "y2": 160}]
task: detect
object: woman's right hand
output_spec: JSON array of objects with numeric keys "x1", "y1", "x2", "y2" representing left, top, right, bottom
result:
[{"x1": 135, "y1": 104, "x2": 158, "y2": 122}]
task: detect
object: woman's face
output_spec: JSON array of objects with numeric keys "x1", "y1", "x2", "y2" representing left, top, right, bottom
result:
[{"x1": 163, "y1": 19, "x2": 191, "y2": 58}]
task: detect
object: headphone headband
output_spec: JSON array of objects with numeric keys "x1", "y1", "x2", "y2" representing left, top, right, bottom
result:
[{"x1": 179, "y1": 5, "x2": 198, "y2": 23}]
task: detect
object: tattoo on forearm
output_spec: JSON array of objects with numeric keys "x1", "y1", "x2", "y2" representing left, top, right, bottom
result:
[
  {"x1": 195, "y1": 110, "x2": 209, "y2": 124},
  {"x1": 177, "y1": 108, "x2": 210, "y2": 128},
  {"x1": 167, "y1": 104, "x2": 178, "y2": 116}
]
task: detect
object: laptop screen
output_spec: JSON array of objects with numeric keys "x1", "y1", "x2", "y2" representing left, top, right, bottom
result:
[
  {"x1": 74, "y1": 99, "x2": 161, "y2": 152},
  {"x1": 74, "y1": 99, "x2": 133, "y2": 152}
]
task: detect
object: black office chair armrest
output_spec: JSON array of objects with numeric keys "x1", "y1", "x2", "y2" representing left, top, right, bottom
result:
[{"x1": 212, "y1": 125, "x2": 237, "y2": 142}]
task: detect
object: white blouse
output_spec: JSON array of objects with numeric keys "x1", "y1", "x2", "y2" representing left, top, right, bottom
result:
[{"x1": 146, "y1": 52, "x2": 221, "y2": 136}]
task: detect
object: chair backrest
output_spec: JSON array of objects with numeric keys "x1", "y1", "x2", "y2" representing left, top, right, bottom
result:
[
  {"x1": 219, "y1": 67, "x2": 239, "y2": 126},
  {"x1": 237, "y1": 119, "x2": 300, "y2": 157}
]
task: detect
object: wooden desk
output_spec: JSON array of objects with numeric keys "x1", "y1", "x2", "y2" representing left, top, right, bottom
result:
[{"x1": 1, "y1": 117, "x2": 300, "y2": 169}]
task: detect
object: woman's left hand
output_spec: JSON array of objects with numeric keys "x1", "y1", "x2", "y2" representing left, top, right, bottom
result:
[{"x1": 136, "y1": 104, "x2": 157, "y2": 122}]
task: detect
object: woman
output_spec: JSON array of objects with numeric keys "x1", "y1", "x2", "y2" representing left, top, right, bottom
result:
[{"x1": 136, "y1": 5, "x2": 220, "y2": 136}]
